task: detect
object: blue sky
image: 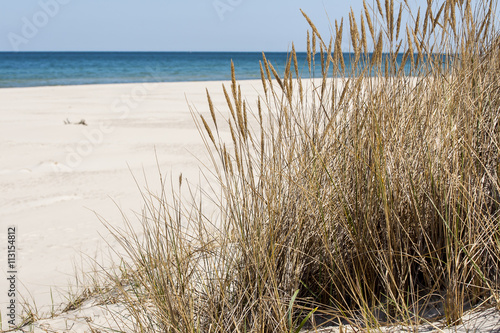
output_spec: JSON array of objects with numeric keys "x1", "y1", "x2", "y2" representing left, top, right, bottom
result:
[{"x1": 0, "y1": 1, "x2": 490, "y2": 52}]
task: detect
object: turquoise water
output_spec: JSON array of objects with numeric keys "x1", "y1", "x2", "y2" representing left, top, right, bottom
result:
[{"x1": 0, "y1": 52, "x2": 415, "y2": 88}]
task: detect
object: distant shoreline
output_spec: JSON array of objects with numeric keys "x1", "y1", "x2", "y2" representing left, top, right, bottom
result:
[
  {"x1": 0, "y1": 51, "x2": 417, "y2": 88},
  {"x1": 0, "y1": 77, "x2": 268, "y2": 90}
]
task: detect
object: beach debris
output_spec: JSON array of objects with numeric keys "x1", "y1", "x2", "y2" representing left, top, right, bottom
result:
[{"x1": 64, "y1": 118, "x2": 88, "y2": 126}]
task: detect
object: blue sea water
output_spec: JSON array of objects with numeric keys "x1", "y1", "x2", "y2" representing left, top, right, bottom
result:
[{"x1": 0, "y1": 52, "x2": 415, "y2": 88}]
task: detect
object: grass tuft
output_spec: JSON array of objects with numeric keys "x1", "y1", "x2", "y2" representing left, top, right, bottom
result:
[{"x1": 100, "y1": 1, "x2": 500, "y2": 332}]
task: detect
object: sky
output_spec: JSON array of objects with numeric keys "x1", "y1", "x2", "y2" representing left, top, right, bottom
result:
[{"x1": 0, "y1": 0, "x2": 492, "y2": 52}]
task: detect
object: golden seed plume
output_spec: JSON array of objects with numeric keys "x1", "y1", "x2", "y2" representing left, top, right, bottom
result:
[
  {"x1": 465, "y1": 0, "x2": 472, "y2": 26},
  {"x1": 320, "y1": 44, "x2": 325, "y2": 75},
  {"x1": 433, "y1": 4, "x2": 444, "y2": 31},
  {"x1": 372, "y1": 32, "x2": 384, "y2": 67},
  {"x1": 349, "y1": 10, "x2": 354, "y2": 40},
  {"x1": 229, "y1": 119, "x2": 237, "y2": 147},
  {"x1": 361, "y1": 14, "x2": 368, "y2": 54},
  {"x1": 292, "y1": 43, "x2": 299, "y2": 79},
  {"x1": 396, "y1": 3, "x2": 403, "y2": 42},
  {"x1": 231, "y1": 60, "x2": 237, "y2": 101},
  {"x1": 477, "y1": 0, "x2": 493, "y2": 37},
  {"x1": 262, "y1": 52, "x2": 273, "y2": 89},
  {"x1": 200, "y1": 114, "x2": 215, "y2": 145},
  {"x1": 284, "y1": 53, "x2": 292, "y2": 83},
  {"x1": 376, "y1": 0, "x2": 384, "y2": 18},
  {"x1": 321, "y1": 75, "x2": 327, "y2": 99},
  {"x1": 222, "y1": 84, "x2": 236, "y2": 121},
  {"x1": 338, "y1": 77, "x2": 350, "y2": 105},
  {"x1": 222, "y1": 144, "x2": 230, "y2": 173},
  {"x1": 399, "y1": 49, "x2": 409, "y2": 75},
  {"x1": 411, "y1": 29, "x2": 422, "y2": 64},
  {"x1": 291, "y1": 44, "x2": 303, "y2": 103},
  {"x1": 312, "y1": 32, "x2": 317, "y2": 61},
  {"x1": 414, "y1": 8, "x2": 421, "y2": 33},
  {"x1": 246, "y1": 149, "x2": 254, "y2": 184},
  {"x1": 287, "y1": 77, "x2": 293, "y2": 105},
  {"x1": 300, "y1": 9, "x2": 325, "y2": 47},
  {"x1": 237, "y1": 84, "x2": 241, "y2": 103},
  {"x1": 337, "y1": 18, "x2": 344, "y2": 45},
  {"x1": 364, "y1": 0, "x2": 375, "y2": 41},
  {"x1": 307, "y1": 30, "x2": 312, "y2": 73},
  {"x1": 350, "y1": 9, "x2": 360, "y2": 65},
  {"x1": 443, "y1": 1, "x2": 450, "y2": 32},
  {"x1": 406, "y1": 26, "x2": 415, "y2": 68},
  {"x1": 259, "y1": 61, "x2": 267, "y2": 97},
  {"x1": 394, "y1": 39, "x2": 402, "y2": 56},
  {"x1": 390, "y1": 0, "x2": 394, "y2": 37},
  {"x1": 235, "y1": 148, "x2": 242, "y2": 175},
  {"x1": 349, "y1": 11, "x2": 358, "y2": 52},
  {"x1": 450, "y1": 1, "x2": 457, "y2": 37},
  {"x1": 384, "y1": 56, "x2": 389, "y2": 77},
  {"x1": 298, "y1": 73, "x2": 303, "y2": 103},
  {"x1": 326, "y1": 37, "x2": 333, "y2": 64},
  {"x1": 422, "y1": 7, "x2": 429, "y2": 39},
  {"x1": 339, "y1": 50, "x2": 346, "y2": 73},
  {"x1": 385, "y1": 0, "x2": 393, "y2": 42},
  {"x1": 235, "y1": 85, "x2": 243, "y2": 130},
  {"x1": 243, "y1": 100, "x2": 248, "y2": 139},
  {"x1": 269, "y1": 62, "x2": 284, "y2": 91},
  {"x1": 337, "y1": 18, "x2": 345, "y2": 73},
  {"x1": 206, "y1": 89, "x2": 218, "y2": 131},
  {"x1": 375, "y1": 32, "x2": 383, "y2": 64},
  {"x1": 333, "y1": 21, "x2": 341, "y2": 68}
]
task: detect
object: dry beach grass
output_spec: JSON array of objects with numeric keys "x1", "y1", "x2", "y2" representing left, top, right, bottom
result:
[
  {"x1": 102, "y1": 0, "x2": 500, "y2": 332},
  {"x1": 12, "y1": 0, "x2": 500, "y2": 332}
]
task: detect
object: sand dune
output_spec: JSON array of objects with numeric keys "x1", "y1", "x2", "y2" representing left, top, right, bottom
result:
[{"x1": 2, "y1": 79, "x2": 499, "y2": 332}]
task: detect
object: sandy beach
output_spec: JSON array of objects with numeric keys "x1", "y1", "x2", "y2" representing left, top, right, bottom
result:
[
  {"x1": 2, "y1": 79, "x2": 499, "y2": 333},
  {"x1": 3, "y1": 0, "x2": 500, "y2": 330},
  {"x1": 0, "y1": 80, "x2": 264, "y2": 320}
]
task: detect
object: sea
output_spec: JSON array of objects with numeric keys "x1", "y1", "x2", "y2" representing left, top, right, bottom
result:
[{"x1": 0, "y1": 52, "x2": 416, "y2": 88}]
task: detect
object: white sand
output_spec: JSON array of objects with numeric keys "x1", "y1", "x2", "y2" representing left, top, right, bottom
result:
[
  {"x1": 0, "y1": 80, "x2": 264, "y2": 329},
  {"x1": 2, "y1": 79, "x2": 500, "y2": 332}
]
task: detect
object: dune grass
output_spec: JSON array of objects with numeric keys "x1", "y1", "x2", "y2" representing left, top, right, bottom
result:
[{"x1": 99, "y1": 0, "x2": 500, "y2": 331}]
